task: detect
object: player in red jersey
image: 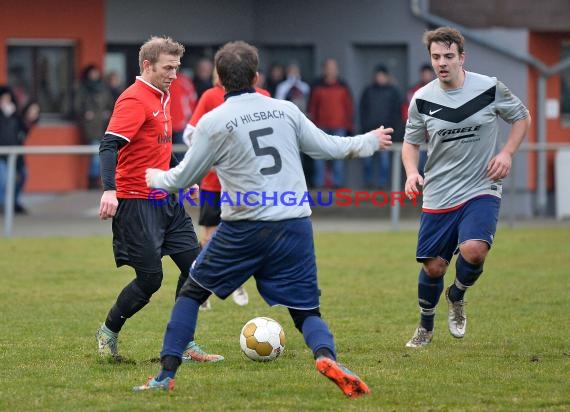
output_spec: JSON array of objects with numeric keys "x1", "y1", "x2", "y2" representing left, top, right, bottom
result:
[
  {"x1": 183, "y1": 69, "x2": 270, "y2": 310},
  {"x1": 95, "y1": 36, "x2": 223, "y2": 364}
]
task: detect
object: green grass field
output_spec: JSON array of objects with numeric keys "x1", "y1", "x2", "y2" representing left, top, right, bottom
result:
[{"x1": 1, "y1": 227, "x2": 569, "y2": 411}]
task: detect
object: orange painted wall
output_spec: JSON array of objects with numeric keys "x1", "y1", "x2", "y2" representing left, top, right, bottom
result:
[
  {"x1": 0, "y1": 0, "x2": 105, "y2": 191},
  {"x1": 528, "y1": 32, "x2": 570, "y2": 190}
]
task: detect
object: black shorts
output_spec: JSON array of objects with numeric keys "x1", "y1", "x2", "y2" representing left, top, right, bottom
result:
[
  {"x1": 112, "y1": 196, "x2": 199, "y2": 271},
  {"x1": 198, "y1": 190, "x2": 221, "y2": 227}
]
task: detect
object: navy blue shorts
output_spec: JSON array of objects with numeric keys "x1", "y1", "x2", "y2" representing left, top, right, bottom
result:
[
  {"x1": 189, "y1": 217, "x2": 320, "y2": 310},
  {"x1": 112, "y1": 196, "x2": 199, "y2": 271},
  {"x1": 416, "y1": 195, "x2": 501, "y2": 263}
]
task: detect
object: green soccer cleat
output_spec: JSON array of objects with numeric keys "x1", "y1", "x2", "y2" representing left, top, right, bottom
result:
[
  {"x1": 182, "y1": 341, "x2": 224, "y2": 363},
  {"x1": 133, "y1": 376, "x2": 175, "y2": 392},
  {"x1": 96, "y1": 325, "x2": 120, "y2": 359}
]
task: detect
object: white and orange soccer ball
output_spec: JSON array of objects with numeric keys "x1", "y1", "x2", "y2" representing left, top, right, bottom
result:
[{"x1": 240, "y1": 317, "x2": 286, "y2": 362}]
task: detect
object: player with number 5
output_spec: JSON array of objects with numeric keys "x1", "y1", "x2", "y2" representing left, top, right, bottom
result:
[{"x1": 139, "y1": 40, "x2": 392, "y2": 397}]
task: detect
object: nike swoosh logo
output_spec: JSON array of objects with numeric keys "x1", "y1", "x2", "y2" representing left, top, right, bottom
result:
[
  {"x1": 416, "y1": 86, "x2": 496, "y2": 123},
  {"x1": 153, "y1": 111, "x2": 160, "y2": 117}
]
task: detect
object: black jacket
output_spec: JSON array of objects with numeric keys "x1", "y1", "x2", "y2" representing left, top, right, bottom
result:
[{"x1": 359, "y1": 84, "x2": 404, "y2": 141}]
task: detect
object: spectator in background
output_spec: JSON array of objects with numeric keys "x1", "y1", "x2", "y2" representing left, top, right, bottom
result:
[
  {"x1": 359, "y1": 64, "x2": 403, "y2": 189},
  {"x1": 265, "y1": 62, "x2": 285, "y2": 97},
  {"x1": 193, "y1": 58, "x2": 214, "y2": 99},
  {"x1": 307, "y1": 58, "x2": 354, "y2": 189},
  {"x1": 74, "y1": 64, "x2": 114, "y2": 189},
  {"x1": 169, "y1": 69, "x2": 197, "y2": 146},
  {"x1": 275, "y1": 62, "x2": 313, "y2": 185},
  {"x1": 403, "y1": 63, "x2": 435, "y2": 176},
  {"x1": 0, "y1": 86, "x2": 21, "y2": 212},
  {"x1": 275, "y1": 62, "x2": 311, "y2": 112},
  {"x1": 255, "y1": 70, "x2": 266, "y2": 89},
  {"x1": 7, "y1": 66, "x2": 29, "y2": 109},
  {"x1": 12, "y1": 100, "x2": 41, "y2": 214},
  {"x1": 105, "y1": 71, "x2": 124, "y2": 103}
]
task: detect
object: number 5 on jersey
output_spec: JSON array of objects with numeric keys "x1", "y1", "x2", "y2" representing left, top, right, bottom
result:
[{"x1": 249, "y1": 127, "x2": 282, "y2": 175}]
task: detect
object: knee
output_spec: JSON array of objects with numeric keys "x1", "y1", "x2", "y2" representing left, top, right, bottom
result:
[
  {"x1": 422, "y1": 258, "x2": 448, "y2": 278},
  {"x1": 178, "y1": 277, "x2": 211, "y2": 304},
  {"x1": 459, "y1": 240, "x2": 489, "y2": 265},
  {"x1": 288, "y1": 308, "x2": 321, "y2": 332},
  {"x1": 134, "y1": 270, "x2": 163, "y2": 296}
]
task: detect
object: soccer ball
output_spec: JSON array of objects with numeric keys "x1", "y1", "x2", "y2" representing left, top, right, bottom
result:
[{"x1": 240, "y1": 317, "x2": 286, "y2": 362}]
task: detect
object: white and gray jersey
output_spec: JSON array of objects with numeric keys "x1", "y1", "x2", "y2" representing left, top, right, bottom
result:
[
  {"x1": 150, "y1": 91, "x2": 379, "y2": 221},
  {"x1": 405, "y1": 71, "x2": 529, "y2": 210}
]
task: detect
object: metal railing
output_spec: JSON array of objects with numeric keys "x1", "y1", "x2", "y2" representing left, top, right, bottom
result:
[{"x1": 1, "y1": 143, "x2": 569, "y2": 237}]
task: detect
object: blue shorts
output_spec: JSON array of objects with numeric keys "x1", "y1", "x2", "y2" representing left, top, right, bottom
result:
[
  {"x1": 189, "y1": 217, "x2": 320, "y2": 310},
  {"x1": 416, "y1": 195, "x2": 501, "y2": 264}
]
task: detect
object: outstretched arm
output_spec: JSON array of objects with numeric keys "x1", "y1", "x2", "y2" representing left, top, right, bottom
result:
[{"x1": 296, "y1": 108, "x2": 392, "y2": 159}]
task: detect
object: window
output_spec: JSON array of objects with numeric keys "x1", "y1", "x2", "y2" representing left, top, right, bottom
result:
[
  {"x1": 561, "y1": 42, "x2": 570, "y2": 126},
  {"x1": 7, "y1": 40, "x2": 75, "y2": 121}
]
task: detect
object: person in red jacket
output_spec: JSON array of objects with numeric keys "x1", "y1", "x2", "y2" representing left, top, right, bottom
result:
[
  {"x1": 402, "y1": 64, "x2": 435, "y2": 176},
  {"x1": 307, "y1": 58, "x2": 354, "y2": 188},
  {"x1": 183, "y1": 69, "x2": 270, "y2": 309},
  {"x1": 169, "y1": 71, "x2": 197, "y2": 145}
]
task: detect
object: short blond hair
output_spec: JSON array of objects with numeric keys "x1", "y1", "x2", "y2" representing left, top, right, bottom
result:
[{"x1": 138, "y1": 36, "x2": 185, "y2": 74}]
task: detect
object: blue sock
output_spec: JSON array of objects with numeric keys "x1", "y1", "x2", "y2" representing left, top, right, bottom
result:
[
  {"x1": 160, "y1": 296, "x2": 200, "y2": 360},
  {"x1": 156, "y1": 368, "x2": 176, "y2": 381},
  {"x1": 448, "y1": 254, "x2": 483, "y2": 302},
  {"x1": 418, "y1": 268, "x2": 444, "y2": 331},
  {"x1": 301, "y1": 316, "x2": 336, "y2": 361}
]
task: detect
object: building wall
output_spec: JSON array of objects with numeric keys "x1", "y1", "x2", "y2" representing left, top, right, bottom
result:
[
  {"x1": 430, "y1": 0, "x2": 570, "y2": 31},
  {"x1": 103, "y1": 0, "x2": 532, "y2": 198},
  {"x1": 105, "y1": 0, "x2": 256, "y2": 44},
  {"x1": 0, "y1": 0, "x2": 105, "y2": 192},
  {"x1": 528, "y1": 31, "x2": 570, "y2": 190},
  {"x1": 0, "y1": 0, "x2": 544, "y2": 205}
]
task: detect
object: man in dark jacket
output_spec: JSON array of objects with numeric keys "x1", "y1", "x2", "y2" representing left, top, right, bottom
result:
[
  {"x1": 359, "y1": 65, "x2": 403, "y2": 189},
  {"x1": 0, "y1": 86, "x2": 22, "y2": 212}
]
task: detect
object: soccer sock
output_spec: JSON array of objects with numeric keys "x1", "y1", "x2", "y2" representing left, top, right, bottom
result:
[
  {"x1": 301, "y1": 316, "x2": 336, "y2": 361},
  {"x1": 104, "y1": 280, "x2": 151, "y2": 333},
  {"x1": 160, "y1": 296, "x2": 200, "y2": 360},
  {"x1": 99, "y1": 324, "x2": 117, "y2": 338},
  {"x1": 171, "y1": 248, "x2": 200, "y2": 299},
  {"x1": 418, "y1": 268, "x2": 444, "y2": 331},
  {"x1": 448, "y1": 254, "x2": 483, "y2": 302},
  {"x1": 157, "y1": 355, "x2": 181, "y2": 381}
]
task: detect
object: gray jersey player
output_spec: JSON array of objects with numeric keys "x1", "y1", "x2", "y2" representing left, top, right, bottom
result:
[
  {"x1": 402, "y1": 27, "x2": 531, "y2": 348},
  {"x1": 136, "y1": 41, "x2": 392, "y2": 397}
]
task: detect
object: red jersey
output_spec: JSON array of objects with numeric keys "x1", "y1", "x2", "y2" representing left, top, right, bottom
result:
[
  {"x1": 106, "y1": 77, "x2": 173, "y2": 199},
  {"x1": 169, "y1": 73, "x2": 197, "y2": 132},
  {"x1": 190, "y1": 86, "x2": 270, "y2": 192},
  {"x1": 402, "y1": 82, "x2": 425, "y2": 121}
]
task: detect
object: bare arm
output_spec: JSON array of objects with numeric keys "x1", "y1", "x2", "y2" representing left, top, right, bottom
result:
[{"x1": 402, "y1": 141, "x2": 423, "y2": 199}]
